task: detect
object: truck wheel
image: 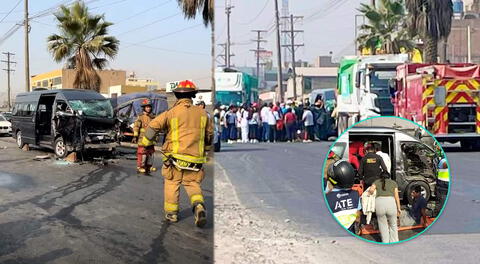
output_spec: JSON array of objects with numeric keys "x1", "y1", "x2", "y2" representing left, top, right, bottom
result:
[
  {"x1": 406, "y1": 181, "x2": 431, "y2": 205},
  {"x1": 54, "y1": 137, "x2": 68, "y2": 158},
  {"x1": 16, "y1": 131, "x2": 25, "y2": 149}
]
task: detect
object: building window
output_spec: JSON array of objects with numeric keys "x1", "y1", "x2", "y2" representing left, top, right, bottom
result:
[
  {"x1": 53, "y1": 77, "x2": 62, "y2": 85},
  {"x1": 42, "y1": 80, "x2": 48, "y2": 87}
]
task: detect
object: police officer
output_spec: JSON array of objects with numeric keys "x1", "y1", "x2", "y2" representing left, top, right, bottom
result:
[
  {"x1": 143, "y1": 80, "x2": 213, "y2": 227},
  {"x1": 325, "y1": 160, "x2": 362, "y2": 233},
  {"x1": 132, "y1": 99, "x2": 156, "y2": 174},
  {"x1": 436, "y1": 157, "x2": 449, "y2": 212},
  {"x1": 358, "y1": 143, "x2": 388, "y2": 189}
]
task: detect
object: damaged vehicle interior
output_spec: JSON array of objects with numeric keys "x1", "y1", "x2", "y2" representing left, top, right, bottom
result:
[{"x1": 11, "y1": 89, "x2": 118, "y2": 158}]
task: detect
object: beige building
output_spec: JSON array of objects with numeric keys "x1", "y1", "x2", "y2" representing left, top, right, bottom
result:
[
  {"x1": 31, "y1": 69, "x2": 127, "y2": 94},
  {"x1": 126, "y1": 73, "x2": 160, "y2": 91},
  {"x1": 447, "y1": 19, "x2": 480, "y2": 63}
]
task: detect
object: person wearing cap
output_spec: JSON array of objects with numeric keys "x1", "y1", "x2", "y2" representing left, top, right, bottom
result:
[
  {"x1": 132, "y1": 99, "x2": 157, "y2": 174},
  {"x1": 142, "y1": 80, "x2": 213, "y2": 227},
  {"x1": 358, "y1": 143, "x2": 388, "y2": 189}
]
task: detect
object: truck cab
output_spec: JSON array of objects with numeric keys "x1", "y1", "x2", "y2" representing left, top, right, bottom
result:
[
  {"x1": 334, "y1": 126, "x2": 440, "y2": 204},
  {"x1": 337, "y1": 54, "x2": 408, "y2": 135}
]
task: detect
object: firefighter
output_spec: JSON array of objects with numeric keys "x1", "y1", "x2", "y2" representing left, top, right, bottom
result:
[
  {"x1": 132, "y1": 99, "x2": 157, "y2": 174},
  {"x1": 142, "y1": 80, "x2": 213, "y2": 227}
]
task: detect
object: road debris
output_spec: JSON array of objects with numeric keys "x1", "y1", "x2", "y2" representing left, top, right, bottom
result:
[{"x1": 34, "y1": 155, "x2": 51, "y2": 161}]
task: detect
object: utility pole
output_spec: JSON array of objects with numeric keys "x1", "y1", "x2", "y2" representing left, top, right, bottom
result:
[
  {"x1": 250, "y1": 30, "x2": 267, "y2": 79},
  {"x1": 2, "y1": 52, "x2": 16, "y2": 110},
  {"x1": 274, "y1": 0, "x2": 284, "y2": 102},
  {"x1": 467, "y1": 25, "x2": 472, "y2": 63},
  {"x1": 225, "y1": 2, "x2": 234, "y2": 68},
  {"x1": 24, "y1": 0, "x2": 31, "y2": 92},
  {"x1": 281, "y1": 15, "x2": 304, "y2": 101},
  {"x1": 217, "y1": 43, "x2": 227, "y2": 67}
]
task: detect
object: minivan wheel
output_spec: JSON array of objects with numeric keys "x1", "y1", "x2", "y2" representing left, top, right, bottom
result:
[
  {"x1": 406, "y1": 181, "x2": 431, "y2": 205},
  {"x1": 54, "y1": 137, "x2": 68, "y2": 158},
  {"x1": 16, "y1": 131, "x2": 25, "y2": 149}
]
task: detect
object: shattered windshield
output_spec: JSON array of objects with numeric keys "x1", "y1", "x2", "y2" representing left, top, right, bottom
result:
[{"x1": 68, "y1": 99, "x2": 114, "y2": 118}]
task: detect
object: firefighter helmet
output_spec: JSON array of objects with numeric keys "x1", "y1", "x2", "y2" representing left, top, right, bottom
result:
[
  {"x1": 328, "y1": 160, "x2": 355, "y2": 189},
  {"x1": 141, "y1": 99, "x2": 152, "y2": 107},
  {"x1": 173, "y1": 80, "x2": 198, "y2": 93}
]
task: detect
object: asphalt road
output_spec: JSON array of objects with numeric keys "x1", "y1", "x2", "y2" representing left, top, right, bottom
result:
[
  {"x1": 215, "y1": 141, "x2": 480, "y2": 262},
  {"x1": 0, "y1": 136, "x2": 213, "y2": 264}
]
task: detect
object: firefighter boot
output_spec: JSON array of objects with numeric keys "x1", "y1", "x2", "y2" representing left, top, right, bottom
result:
[
  {"x1": 137, "y1": 167, "x2": 146, "y2": 174},
  {"x1": 193, "y1": 203, "x2": 207, "y2": 228},
  {"x1": 165, "y1": 212, "x2": 178, "y2": 223}
]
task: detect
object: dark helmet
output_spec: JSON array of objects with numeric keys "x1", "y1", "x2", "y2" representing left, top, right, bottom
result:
[
  {"x1": 141, "y1": 99, "x2": 152, "y2": 108},
  {"x1": 328, "y1": 160, "x2": 355, "y2": 188}
]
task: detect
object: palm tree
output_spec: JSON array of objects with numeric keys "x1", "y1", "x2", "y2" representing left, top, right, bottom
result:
[
  {"x1": 176, "y1": 0, "x2": 214, "y2": 101},
  {"x1": 405, "y1": 0, "x2": 453, "y2": 63},
  {"x1": 47, "y1": 1, "x2": 119, "y2": 92},
  {"x1": 176, "y1": 0, "x2": 214, "y2": 26},
  {"x1": 357, "y1": 0, "x2": 414, "y2": 55}
]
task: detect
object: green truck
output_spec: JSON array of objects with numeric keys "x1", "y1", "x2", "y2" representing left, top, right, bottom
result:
[{"x1": 215, "y1": 69, "x2": 259, "y2": 106}]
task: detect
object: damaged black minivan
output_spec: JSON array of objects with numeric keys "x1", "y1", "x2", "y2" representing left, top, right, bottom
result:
[{"x1": 11, "y1": 89, "x2": 117, "y2": 158}]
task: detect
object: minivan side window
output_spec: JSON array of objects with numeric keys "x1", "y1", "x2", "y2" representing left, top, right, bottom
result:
[{"x1": 13, "y1": 102, "x2": 36, "y2": 117}]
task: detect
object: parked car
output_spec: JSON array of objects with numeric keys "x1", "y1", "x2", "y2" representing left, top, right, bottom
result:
[
  {"x1": 11, "y1": 89, "x2": 118, "y2": 158},
  {"x1": 1, "y1": 111, "x2": 12, "y2": 122},
  {"x1": 0, "y1": 114, "x2": 12, "y2": 136}
]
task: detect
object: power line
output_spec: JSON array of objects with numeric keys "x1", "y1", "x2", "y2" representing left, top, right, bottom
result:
[
  {"x1": 303, "y1": 0, "x2": 350, "y2": 24},
  {"x1": 0, "y1": 0, "x2": 22, "y2": 24},
  {"x1": 123, "y1": 42, "x2": 209, "y2": 56},
  {"x1": 233, "y1": 0, "x2": 269, "y2": 25},
  {"x1": 113, "y1": 0, "x2": 172, "y2": 25},
  {"x1": 90, "y1": 0, "x2": 130, "y2": 10},
  {"x1": 281, "y1": 15, "x2": 304, "y2": 100},
  {"x1": 2, "y1": 52, "x2": 16, "y2": 109},
  {"x1": 117, "y1": 12, "x2": 181, "y2": 36},
  {"x1": 0, "y1": 0, "x2": 100, "y2": 44},
  {"x1": 125, "y1": 23, "x2": 203, "y2": 47},
  {"x1": 250, "y1": 30, "x2": 267, "y2": 79}
]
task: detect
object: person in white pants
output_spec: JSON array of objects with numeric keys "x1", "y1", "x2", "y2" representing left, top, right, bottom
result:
[
  {"x1": 368, "y1": 171, "x2": 401, "y2": 243},
  {"x1": 240, "y1": 107, "x2": 249, "y2": 143}
]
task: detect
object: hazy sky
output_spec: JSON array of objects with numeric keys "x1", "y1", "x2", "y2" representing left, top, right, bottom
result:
[
  {"x1": 215, "y1": 0, "x2": 368, "y2": 68},
  {"x1": 0, "y1": 0, "x2": 211, "y2": 102}
]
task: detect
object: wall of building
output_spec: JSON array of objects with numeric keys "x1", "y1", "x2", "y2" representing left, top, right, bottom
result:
[
  {"x1": 107, "y1": 85, "x2": 148, "y2": 98},
  {"x1": 62, "y1": 69, "x2": 126, "y2": 94},
  {"x1": 447, "y1": 19, "x2": 480, "y2": 63},
  {"x1": 126, "y1": 78, "x2": 159, "y2": 91}
]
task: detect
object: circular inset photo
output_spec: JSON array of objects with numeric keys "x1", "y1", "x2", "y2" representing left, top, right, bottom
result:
[{"x1": 322, "y1": 116, "x2": 450, "y2": 244}]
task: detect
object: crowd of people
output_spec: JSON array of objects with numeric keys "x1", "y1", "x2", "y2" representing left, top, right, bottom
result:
[{"x1": 213, "y1": 98, "x2": 336, "y2": 144}]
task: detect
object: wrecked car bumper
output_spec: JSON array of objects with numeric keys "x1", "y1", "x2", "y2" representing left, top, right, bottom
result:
[{"x1": 81, "y1": 142, "x2": 118, "y2": 151}]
